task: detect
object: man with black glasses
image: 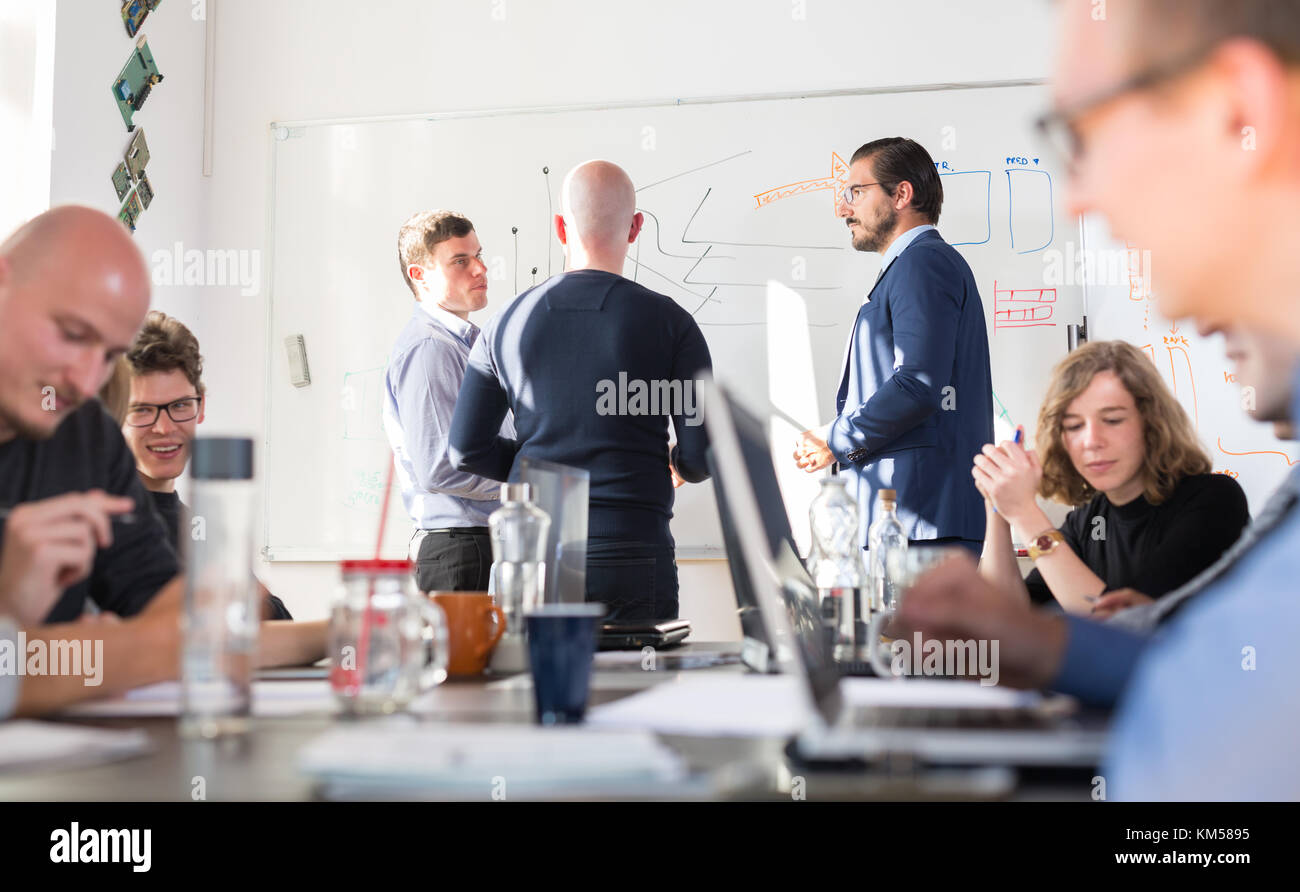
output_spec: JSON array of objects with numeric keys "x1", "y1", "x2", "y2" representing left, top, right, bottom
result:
[
  {"x1": 107, "y1": 311, "x2": 293, "y2": 619},
  {"x1": 793, "y1": 137, "x2": 993, "y2": 559}
]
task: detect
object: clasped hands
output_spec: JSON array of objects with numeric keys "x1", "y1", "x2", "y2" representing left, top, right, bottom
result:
[{"x1": 971, "y1": 427, "x2": 1043, "y2": 533}]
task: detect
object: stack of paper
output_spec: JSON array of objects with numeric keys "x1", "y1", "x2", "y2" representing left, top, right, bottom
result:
[
  {"x1": 61, "y1": 680, "x2": 338, "y2": 718},
  {"x1": 0, "y1": 721, "x2": 152, "y2": 772},
  {"x1": 586, "y1": 675, "x2": 1047, "y2": 738},
  {"x1": 299, "y1": 722, "x2": 689, "y2": 798}
]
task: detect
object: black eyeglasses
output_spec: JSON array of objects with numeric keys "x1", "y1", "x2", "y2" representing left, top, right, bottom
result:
[
  {"x1": 840, "y1": 182, "x2": 883, "y2": 205},
  {"x1": 125, "y1": 396, "x2": 201, "y2": 427},
  {"x1": 1035, "y1": 44, "x2": 1215, "y2": 173}
]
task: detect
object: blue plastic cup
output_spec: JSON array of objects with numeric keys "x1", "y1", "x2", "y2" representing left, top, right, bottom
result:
[{"x1": 525, "y1": 603, "x2": 605, "y2": 725}]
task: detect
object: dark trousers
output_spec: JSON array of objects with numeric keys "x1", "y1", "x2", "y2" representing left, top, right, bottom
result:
[
  {"x1": 585, "y1": 538, "x2": 679, "y2": 623},
  {"x1": 413, "y1": 527, "x2": 492, "y2": 593}
]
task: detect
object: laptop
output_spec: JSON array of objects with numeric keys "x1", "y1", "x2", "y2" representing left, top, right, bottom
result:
[
  {"x1": 706, "y1": 394, "x2": 876, "y2": 677},
  {"x1": 700, "y1": 375, "x2": 1107, "y2": 767}
]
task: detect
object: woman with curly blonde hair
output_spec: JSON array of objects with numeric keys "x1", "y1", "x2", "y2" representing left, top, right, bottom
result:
[{"x1": 972, "y1": 340, "x2": 1248, "y2": 615}]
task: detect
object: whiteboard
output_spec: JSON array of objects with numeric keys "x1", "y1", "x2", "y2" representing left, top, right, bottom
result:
[{"x1": 262, "y1": 82, "x2": 1138, "y2": 561}]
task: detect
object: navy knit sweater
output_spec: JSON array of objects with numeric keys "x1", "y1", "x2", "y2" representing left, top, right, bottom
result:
[{"x1": 449, "y1": 269, "x2": 712, "y2": 543}]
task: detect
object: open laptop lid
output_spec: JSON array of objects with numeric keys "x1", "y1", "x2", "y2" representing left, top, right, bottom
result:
[
  {"x1": 699, "y1": 375, "x2": 844, "y2": 727},
  {"x1": 706, "y1": 435, "x2": 814, "y2": 666}
]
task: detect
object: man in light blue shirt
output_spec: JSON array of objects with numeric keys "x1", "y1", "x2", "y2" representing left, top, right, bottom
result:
[
  {"x1": 891, "y1": 0, "x2": 1300, "y2": 800},
  {"x1": 384, "y1": 211, "x2": 510, "y2": 593},
  {"x1": 1104, "y1": 374, "x2": 1300, "y2": 797},
  {"x1": 1039, "y1": 0, "x2": 1300, "y2": 801}
]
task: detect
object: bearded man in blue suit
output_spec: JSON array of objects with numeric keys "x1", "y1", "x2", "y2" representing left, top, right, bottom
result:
[{"x1": 795, "y1": 137, "x2": 993, "y2": 557}]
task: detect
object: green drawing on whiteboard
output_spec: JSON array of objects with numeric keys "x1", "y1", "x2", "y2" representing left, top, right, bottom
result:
[{"x1": 993, "y1": 390, "x2": 1014, "y2": 426}]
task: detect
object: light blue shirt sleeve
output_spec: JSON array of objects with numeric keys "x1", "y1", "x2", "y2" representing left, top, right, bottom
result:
[
  {"x1": 390, "y1": 339, "x2": 502, "y2": 501},
  {"x1": 1102, "y1": 510, "x2": 1300, "y2": 800},
  {"x1": 0, "y1": 618, "x2": 18, "y2": 720},
  {"x1": 1050, "y1": 615, "x2": 1148, "y2": 709}
]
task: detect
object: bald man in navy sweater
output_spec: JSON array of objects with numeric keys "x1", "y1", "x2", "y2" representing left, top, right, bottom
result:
[{"x1": 449, "y1": 160, "x2": 712, "y2": 622}]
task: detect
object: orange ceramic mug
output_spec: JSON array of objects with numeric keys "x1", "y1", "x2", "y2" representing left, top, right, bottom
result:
[{"x1": 432, "y1": 592, "x2": 506, "y2": 676}]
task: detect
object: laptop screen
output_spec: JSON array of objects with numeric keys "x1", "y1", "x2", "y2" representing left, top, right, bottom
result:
[
  {"x1": 702, "y1": 380, "x2": 844, "y2": 722},
  {"x1": 707, "y1": 414, "x2": 815, "y2": 647}
]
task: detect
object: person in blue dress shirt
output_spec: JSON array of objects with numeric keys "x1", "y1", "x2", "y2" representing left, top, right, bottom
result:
[{"x1": 383, "y1": 211, "x2": 512, "y2": 593}]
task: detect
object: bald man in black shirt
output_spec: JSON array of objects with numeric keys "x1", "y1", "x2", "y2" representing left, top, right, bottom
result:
[
  {"x1": 0, "y1": 207, "x2": 320, "y2": 719},
  {"x1": 0, "y1": 207, "x2": 180, "y2": 627}
]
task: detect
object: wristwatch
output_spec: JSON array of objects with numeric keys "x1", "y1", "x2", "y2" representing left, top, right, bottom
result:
[{"x1": 1026, "y1": 529, "x2": 1066, "y2": 561}]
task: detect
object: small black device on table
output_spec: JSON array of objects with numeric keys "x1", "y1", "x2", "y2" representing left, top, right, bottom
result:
[{"x1": 597, "y1": 619, "x2": 691, "y2": 650}]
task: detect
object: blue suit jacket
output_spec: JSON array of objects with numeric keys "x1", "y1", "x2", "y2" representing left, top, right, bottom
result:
[{"x1": 828, "y1": 229, "x2": 993, "y2": 548}]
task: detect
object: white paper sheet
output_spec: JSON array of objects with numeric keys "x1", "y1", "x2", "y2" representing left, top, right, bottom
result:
[
  {"x1": 0, "y1": 720, "x2": 152, "y2": 771},
  {"x1": 299, "y1": 721, "x2": 688, "y2": 797},
  {"x1": 839, "y1": 677, "x2": 1044, "y2": 709},
  {"x1": 61, "y1": 680, "x2": 339, "y2": 718},
  {"x1": 586, "y1": 675, "x2": 1044, "y2": 737},
  {"x1": 587, "y1": 675, "x2": 816, "y2": 737}
]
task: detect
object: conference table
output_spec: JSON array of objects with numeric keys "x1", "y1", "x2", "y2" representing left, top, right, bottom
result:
[{"x1": 0, "y1": 643, "x2": 1096, "y2": 801}]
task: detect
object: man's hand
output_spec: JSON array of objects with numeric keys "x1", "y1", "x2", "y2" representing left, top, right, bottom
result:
[
  {"x1": 1091, "y1": 588, "x2": 1154, "y2": 619},
  {"x1": 667, "y1": 438, "x2": 686, "y2": 489},
  {"x1": 0, "y1": 491, "x2": 135, "y2": 626},
  {"x1": 892, "y1": 552, "x2": 1069, "y2": 690},
  {"x1": 793, "y1": 429, "x2": 835, "y2": 473}
]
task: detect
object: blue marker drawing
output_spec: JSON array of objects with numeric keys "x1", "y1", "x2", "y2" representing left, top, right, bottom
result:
[
  {"x1": 1006, "y1": 168, "x2": 1054, "y2": 254},
  {"x1": 941, "y1": 170, "x2": 991, "y2": 247}
]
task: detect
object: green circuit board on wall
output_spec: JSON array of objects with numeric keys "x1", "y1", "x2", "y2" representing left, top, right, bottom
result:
[
  {"x1": 118, "y1": 190, "x2": 144, "y2": 233},
  {"x1": 111, "y1": 162, "x2": 132, "y2": 201},
  {"x1": 136, "y1": 172, "x2": 155, "y2": 209},
  {"x1": 121, "y1": 0, "x2": 163, "y2": 38},
  {"x1": 124, "y1": 129, "x2": 150, "y2": 179},
  {"x1": 110, "y1": 34, "x2": 164, "y2": 131}
]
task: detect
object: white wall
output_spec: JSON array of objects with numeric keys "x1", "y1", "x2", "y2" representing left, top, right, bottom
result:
[
  {"x1": 49, "y1": 0, "x2": 210, "y2": 331},
  {"x1": 193, "y1": 0, "x2": 1054, "y2": 629},
  {"x1": 0, "y1": 1, "x2": 56, "y2": 236}
]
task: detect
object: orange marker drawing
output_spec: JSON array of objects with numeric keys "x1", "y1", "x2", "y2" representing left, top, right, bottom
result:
[
  {"x1": 1218, "y1": 438, "x2": 1298, "y2": 467},
  {"x1": 753, "y1": 152, "x2": 850, "y2": 211}
]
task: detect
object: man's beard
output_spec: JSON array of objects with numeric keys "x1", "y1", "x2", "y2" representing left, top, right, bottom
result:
[{"x1": 849, "y1": 206, "x2": 897, "y2": 253}]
